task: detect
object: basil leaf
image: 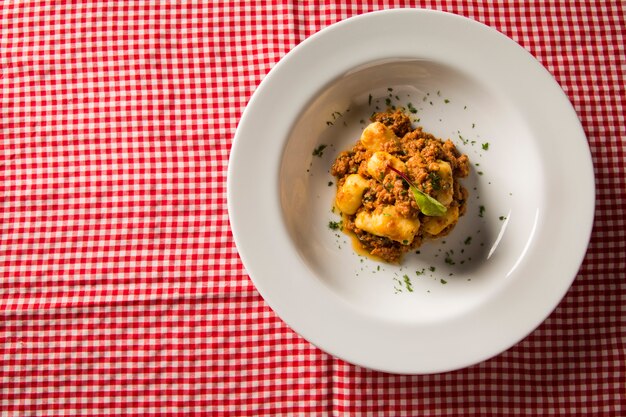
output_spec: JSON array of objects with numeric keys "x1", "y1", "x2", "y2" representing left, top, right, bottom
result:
[
  {"x1": 388, "y1": 166, "x2": 447, "y2": 217},
  {"x1": 409, "y1": 186, "x2": 447, "y2": 216}
]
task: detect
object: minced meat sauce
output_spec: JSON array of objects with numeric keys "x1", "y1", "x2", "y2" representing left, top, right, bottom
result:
[{"x1": 331, "y1": 109, "x2": 470, "y2": 263}]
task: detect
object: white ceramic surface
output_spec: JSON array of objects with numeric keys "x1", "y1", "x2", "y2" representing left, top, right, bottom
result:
[{"x1": 227, "y1": 9, "x2": 594, "y2": 374}]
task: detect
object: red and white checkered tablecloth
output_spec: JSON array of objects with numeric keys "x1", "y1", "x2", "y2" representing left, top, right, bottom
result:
[{"x1": 1, "y1": 1, "x2": 624, "y2": 415}]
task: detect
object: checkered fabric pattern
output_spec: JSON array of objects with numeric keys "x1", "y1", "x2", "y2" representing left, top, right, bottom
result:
[{"x1": 1, "y1": 1, "x2": 624, "y2": 415}]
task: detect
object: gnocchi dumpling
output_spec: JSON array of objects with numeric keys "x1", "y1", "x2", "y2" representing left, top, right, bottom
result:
[
  {"x1": 431, "y1": 160, "x2": 454, "y2": 206},
  {"x1": 366, "y1": 151, "x2": 406, "y2": 181},
  {"x1": 359, "y1": 122, "x2": 399, "y2": 151},
  {"x1": 421, "y1": 205, "x2": 459, "y2": 236},
  {"x1": 355, "y1": 205, "x2": 420, "y2": 244},
  {"x1": 335, "y1": 174, "x2": 370, "y2": 215}
]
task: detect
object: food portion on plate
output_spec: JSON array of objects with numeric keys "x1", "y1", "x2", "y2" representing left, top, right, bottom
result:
[{"x1": 331, "y1": 109, "x2": 470, "y2": 262}]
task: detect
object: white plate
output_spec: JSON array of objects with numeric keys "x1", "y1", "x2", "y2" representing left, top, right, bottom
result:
[{"x1": 227, "y1": 9, "x2": 594, "y2": 374}]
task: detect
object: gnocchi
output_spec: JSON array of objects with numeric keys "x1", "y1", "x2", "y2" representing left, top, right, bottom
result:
[
  {"x1": 359, "y1": 122, "x2": 399, "y2": 151},
  {"x1": 421, "y1": 205, "x2": 459, "y2": 236},
  {"x1": 330, "y1": 109, "x2": 470, "y2": 263},
  {"x1": 366, "y1": 151, "x2": 407, "y2": 181},
  {"x1": 431, "y1": 160, "x2": 454, "y2": 206},
  {"x1": 335, "y1": 174, "x2": 370, "y2": 215},
  {"x1": 355, "y1": 205, "x2": 420, "y2": 245}
]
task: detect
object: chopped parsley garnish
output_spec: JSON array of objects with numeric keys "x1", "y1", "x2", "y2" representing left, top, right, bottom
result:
[
  {"x1": 429, "y1": 266, "x2": 436, "y2": 272},
  {"x1": 440, "y1": 279, "x2": 447, "y2": 284},
  {"x1": 482, "y1": 142, "x2": 490, "y2": 150},
  {"x1": 407, "y1": 102, "x2": 417, "y2": 113},
  {"x1": 499, "y1": 215, "x2": 507, "y2": 221},
  {"x1": 328, "y1": 220, "x2": 342, "y2": 230},
  {"x1": 328, "y1": 181, "x2": 333, "y2": 186},
  {"x1": 368, "y1": 94, "x2": 372, "y2": 106},
  {"x1": 403, "y1": 274, "x2": 414, "y2": 292},
  {"x1": 429, "y1": 172, "x2": 442, "y2": 190},
  {"x1": 313, "y1": 144, "x2": 327, "y2": 157},
  {"x1": 385, "y1": 98, "x2": 392, "y2": 106},
  {"x1": 444, "y1": 99, "x2": 450, "y2": 104},
  {"x1": 464, "y1": 236, "x2": 472, "y2": 245},
  {"x1": 479, "y1": 205, "x2": 486, "y2": 218}
]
